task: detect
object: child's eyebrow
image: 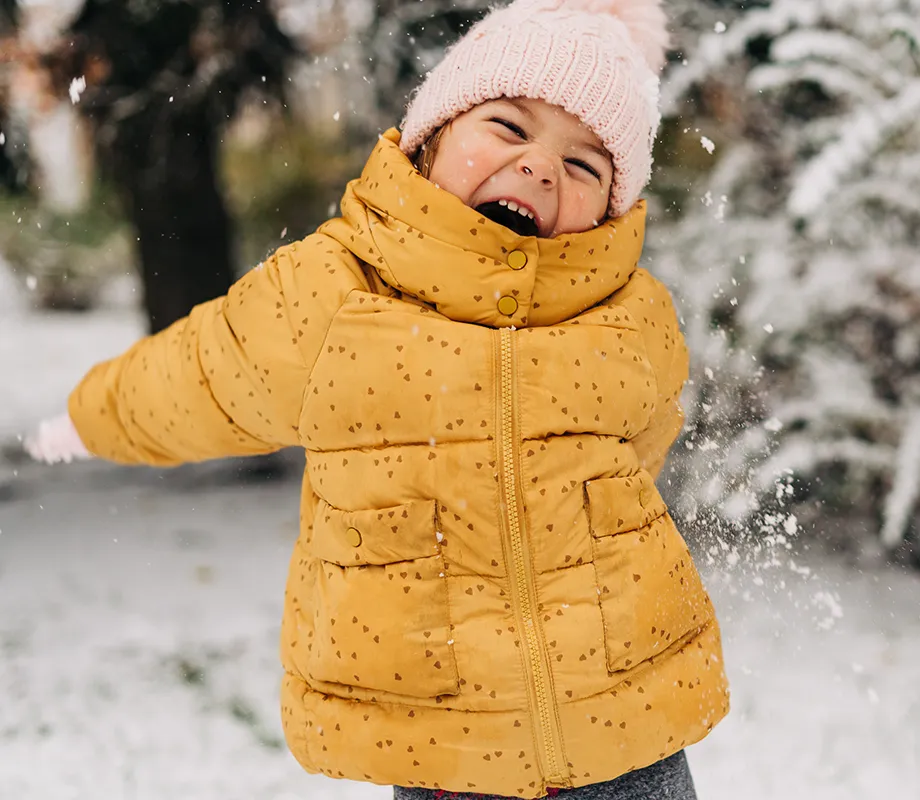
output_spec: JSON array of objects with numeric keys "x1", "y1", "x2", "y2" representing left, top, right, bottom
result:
[
  {"x1": 579, "y1": 140, "x2": 612, "y2": 164},
  {"x1": 500, "y1": 97, "x2": 537, "y2": 120}
]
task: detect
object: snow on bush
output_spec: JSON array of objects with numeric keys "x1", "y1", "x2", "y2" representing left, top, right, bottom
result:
[{"x1": 652, "y1": 0, "x2": 920, "y2": 556}]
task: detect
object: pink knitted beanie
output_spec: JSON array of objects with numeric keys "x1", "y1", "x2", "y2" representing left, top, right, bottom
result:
[{"x1": 400, "y1": 0, "x2": 670, "y2": 219}]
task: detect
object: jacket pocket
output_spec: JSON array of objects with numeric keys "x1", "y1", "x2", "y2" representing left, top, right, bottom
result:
[
  {"x1": 586, "y1": 471, "x2": 715, "y2": 674},
  {"x1": 307, "y1": 497, "x2": 460, "y2": 698}
]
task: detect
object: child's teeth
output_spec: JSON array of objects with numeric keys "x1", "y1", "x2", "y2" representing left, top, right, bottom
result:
[
  {"x1": 507, "y1": 201, "x2": 519, "y2": 212},
  {"x1": 517, "y1": 206, "x2": 529, "y2": 217},
  {"x1": 498, "y1": 199, "x2": 508, "y2": 207}
]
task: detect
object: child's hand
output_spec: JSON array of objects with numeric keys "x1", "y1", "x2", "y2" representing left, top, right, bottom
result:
[{"x1": 24, "y1": 414, "x2": 93, "y2": 464}]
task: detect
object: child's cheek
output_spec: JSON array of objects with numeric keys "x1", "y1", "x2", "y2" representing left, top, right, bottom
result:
[
  {"x1": 561, "y1": 189, "x2": 602, "y2": 232},
  {"x1": 461, "y1": 147, "x2": 496, "y2": 188},
  {"x1": 568, "y1": 191, "x2": 589, "y2": 218}
]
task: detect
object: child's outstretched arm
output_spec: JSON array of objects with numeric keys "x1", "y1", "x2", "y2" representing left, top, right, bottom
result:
[
  {"x1": 613, "y1": 271, "x2": 691, "y2": 481},
  {"x1": 56, "y1": 239, "x2": 365, "y2": 467}
]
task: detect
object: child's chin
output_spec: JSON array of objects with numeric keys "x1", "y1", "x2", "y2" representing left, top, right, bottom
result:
[{"x1": 474, "y1": 202, "x2": 540, "y2": 238}]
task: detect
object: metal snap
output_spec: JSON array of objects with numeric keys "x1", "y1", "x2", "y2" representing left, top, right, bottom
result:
[
  {"x1": 497, "y1": 295, "x2": 518, "y2": 316},
  {"x1": 507, "y1": 250, "x2": 528, "y2": 270}
]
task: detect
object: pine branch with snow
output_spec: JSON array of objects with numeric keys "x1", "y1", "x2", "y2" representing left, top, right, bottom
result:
[{"x1": 653, "y1": 0, "x2": 920, "y2": 557}]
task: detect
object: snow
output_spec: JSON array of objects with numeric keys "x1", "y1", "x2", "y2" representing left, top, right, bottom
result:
[
  {"x1": 0, "y1": 292, "x2": 143, "y2": 443},
  {"x1": 68, "y1": 75, "x2": 86, "y2": 105},
  {"x1": 4, "y1": 1, "x2": 919, "y2": 791},
  {"x1": 652, "y1": 0, "x2": 920, "y2": 552},
  {"x1": 881, "y1": 406, "x2": 920, "y2": 547},
  {"x1": 789, "y1": 81, "x2": 920, "y2": 218},
  {"x1": 0, "y1": 255, "x2": 23, "y2": 315},
  {"x1": 1, "y1": 302, "x2": 919, "y2": 799}
]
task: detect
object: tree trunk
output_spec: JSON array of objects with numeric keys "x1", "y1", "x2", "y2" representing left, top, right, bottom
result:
[{"x1": 116, "y1": 106, "x2": 233, "y2": 334}]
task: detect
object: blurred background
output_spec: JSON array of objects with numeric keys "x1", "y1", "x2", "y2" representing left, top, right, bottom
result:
[{"x1": 1, "y1": 2, "x2": 918, "y2": 799}]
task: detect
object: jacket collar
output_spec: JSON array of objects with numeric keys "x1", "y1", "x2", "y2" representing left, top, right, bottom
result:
[{"x1": 319, "y1": 128, "x2": 646, "y2": 327}]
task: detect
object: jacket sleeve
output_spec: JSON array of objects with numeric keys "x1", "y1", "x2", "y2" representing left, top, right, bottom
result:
[
  {"x1": 613, "y1": 270, "x2": 691, "y2": 481},
  {"x1": 68, "y1": 236, "x2": 366, "y2": 466}
]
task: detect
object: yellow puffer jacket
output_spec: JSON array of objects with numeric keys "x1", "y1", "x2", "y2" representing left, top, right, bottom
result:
[{"x1": 70, "y1": 128, "x2": 730, "y2": 798}]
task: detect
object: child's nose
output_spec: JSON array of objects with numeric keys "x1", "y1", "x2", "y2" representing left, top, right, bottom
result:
[{"x1": 518, "y1": 150, "x2": 556, "y2": 187}]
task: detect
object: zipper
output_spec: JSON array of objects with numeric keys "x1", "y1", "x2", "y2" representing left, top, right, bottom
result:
[{"x1": 496, "y1": 327, "x2": 567, "y2": 786}]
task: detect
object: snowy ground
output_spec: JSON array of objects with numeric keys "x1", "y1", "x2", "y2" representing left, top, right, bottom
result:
[
  {"x1": 0, "y1": 270, "x2": 143, "y2": 445},
  {"x1": 2, "y1": 293, "x2": 919, "y2": 800}
]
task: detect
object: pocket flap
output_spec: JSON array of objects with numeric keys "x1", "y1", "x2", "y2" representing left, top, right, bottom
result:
[
  {"x1": 586, "y1": 471, "x2": 668, "y2": 536},
  {"x1": 312, "y1": 498, "x2": 440, "y2": 566}
]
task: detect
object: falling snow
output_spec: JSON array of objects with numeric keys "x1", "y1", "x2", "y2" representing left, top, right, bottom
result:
[{"x1": 68, "y1": 75, "x2": 86, "y2": 104}]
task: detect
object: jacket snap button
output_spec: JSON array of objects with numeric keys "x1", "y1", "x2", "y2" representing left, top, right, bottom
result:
[
  {"x1": 497, "y1": 295, "x2": 518, "y2": 316},
  {"x1": 507, "y1": 250, "x2": 527, "y2": 270},
  {"x1": 639, "y1": 488, "x2": 651, "y2": 507},
  {"x1": 345, "y1": 527, "x2": 362, "y2": 547}
]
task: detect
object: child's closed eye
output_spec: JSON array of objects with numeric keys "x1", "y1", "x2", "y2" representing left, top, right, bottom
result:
[
  {"x1": 489, "y1": 117, "x2": 527, "y2": 139},
  {"x1": 565, "y1": 158, "x2": 601, "y2": 180}
]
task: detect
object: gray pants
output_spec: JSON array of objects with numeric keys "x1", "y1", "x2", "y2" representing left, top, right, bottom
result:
[{"x1": 394, "y1": 750, "x2": 697, "y2": 800}]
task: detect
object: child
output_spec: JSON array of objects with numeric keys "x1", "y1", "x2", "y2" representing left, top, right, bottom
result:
[{"x1": 27, "y1": 0, "x2": 730, "y2": 798}]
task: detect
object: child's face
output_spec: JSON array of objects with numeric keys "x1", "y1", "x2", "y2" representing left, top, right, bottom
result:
[{"x1": 425, "y1": 97, "x2": 613, "y2": 239}]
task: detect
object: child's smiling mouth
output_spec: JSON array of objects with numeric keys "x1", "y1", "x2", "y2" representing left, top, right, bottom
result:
[{"x1": 475, "y1": 199, "x2": 541, "y2": 238}]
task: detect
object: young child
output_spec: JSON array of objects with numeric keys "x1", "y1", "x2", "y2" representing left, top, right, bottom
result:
[{"x1": 27, "y1": 1, "x2": 730, "y2": 798}]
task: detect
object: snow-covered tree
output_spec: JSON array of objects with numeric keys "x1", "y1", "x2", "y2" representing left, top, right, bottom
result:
[
  {"x1": 650, "y1": 0, "x2": 920, "y2": 562},
  {"x1": 43, "y1": 0, "x2": 298, "y2": 333},
  {"x1": 665, "y1": 0, "x2": 768, "y2": 55}
]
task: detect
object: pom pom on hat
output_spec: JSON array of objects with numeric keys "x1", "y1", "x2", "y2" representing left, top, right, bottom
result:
[
  {"x1": 520, "y1": 0, "x2": 670, "y2": 72},
  {"x1": 579, "y1": 0, "x2": 670, "y2": 72},
  {"x1": 400, "y1": 0, "x2": 673, "y2": 219}
]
